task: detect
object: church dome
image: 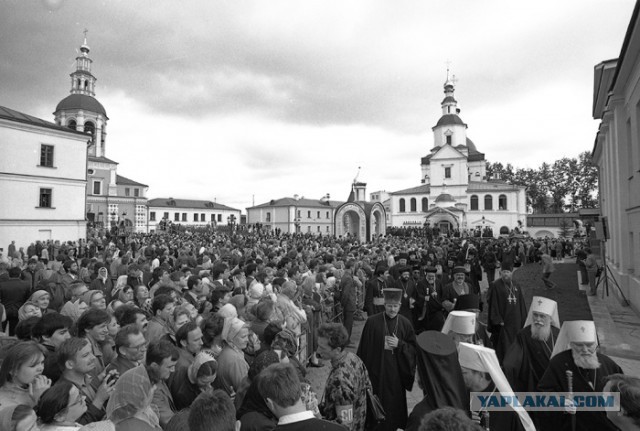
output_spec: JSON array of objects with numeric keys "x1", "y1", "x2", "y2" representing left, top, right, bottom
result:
[
  {"x1": 435, "y1": 193, "x2": 455, "y2": 203},
  {"x1": 55, "y1": 94, "x2": 107, "y2": 117},
  {"x1": 466, "y1": 137, "x2": 477, "y2": 152},
  {"x1": 435, "y1": 114, "x2": 466, "y2": 128}
]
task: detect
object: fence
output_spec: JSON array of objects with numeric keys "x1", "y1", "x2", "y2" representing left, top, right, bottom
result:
[{"x1": 294, "y1": 277, "x2": 366, "y2": 364}]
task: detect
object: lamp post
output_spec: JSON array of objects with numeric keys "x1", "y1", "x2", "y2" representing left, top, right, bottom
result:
[{"x1": 227, "y1": 214, "x2": 237, "y2": 235}]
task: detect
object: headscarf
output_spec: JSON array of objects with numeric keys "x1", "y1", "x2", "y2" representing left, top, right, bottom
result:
[
  {"x1": 18, "y1": 301, "x2": 41, "y2": 321},
  {"x1": 106, "y1": 365, "x2": 159, "y2": 428},
  {"x1": 29, "y1": 290, "x2": 50, "y2": 307},
  {"x1": 272, "y1": 329, "x2": 298, "y2": 357},
  {"x1": 188, "y1": 351, "x2": 217, "y2": 384},
  {"x1": 80, "y1": 290, "x2": 100, "y2": 308},
  {"x1": 60, "y1": 300, "x2": 85, "y2": 321},
  {"x1": 221, "y1": 317, "x2": 247, "y2": 345},
  {"x1": 218, "y1": 303, "x2": 238, "y2": 319}
]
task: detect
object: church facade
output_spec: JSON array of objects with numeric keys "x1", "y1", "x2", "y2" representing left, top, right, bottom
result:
[
  {"x1": 54, "y1": 36, "x2": 149, "y2": 233},
  {"x1": 388, "y1": 76, "x2": 527, "y2": 236}
]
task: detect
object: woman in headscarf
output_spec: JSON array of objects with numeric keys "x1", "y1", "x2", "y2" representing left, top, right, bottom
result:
[
  {"x1": 0, "y1": 404, "x2": 39, "y2": 431},
  {"x1": 170, "y1": 351, "x2": 217, "y2": 411},
  {"x1": 216, "y1": 317, "x2": 250, "y2": 396},
  {"x1": 18, "y1": 301, "x2": 42, "y2": 321},
  {"x1": 29, "y1": 290, "x2": 53, "y2": 316},
  {"x1": 105, "y1": 365, "x2": 162, "y2": 431},
  {"x1": 116, "y1": 286, "x2": 135, "y2": 306},
  {"x1": 90, "y1": 266, "x2": 114, "y2": 303},
  {"x1": 81, "y1": 290, "x2": 107, "y2": 311}
]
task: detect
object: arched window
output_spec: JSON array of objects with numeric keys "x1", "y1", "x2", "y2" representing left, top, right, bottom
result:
[
  {"x1": 421, "y1": 198, "x2": 428, "y2": 212},
  {"x1": 484, "y1": 195, "x2": 493, "y2": 210},
  {"x1": 500, "y1": 226, "x2": 510, "y2": 235},
  {"x1": 67, "y1": 119, "x2": 77, "y2": 130},
  {"x1": 470, "y1": 195, "x2": 479, "y2": 211},
  {"x1": 410, "y1": 198, "x2": 417, "y2": 212},
  {"x1": 499, "y1": 194, "x2": 507, "y2": 210},
  {"x1": 84, "y1": 122, "x2": 95, "y2": 137},
  {"x1": 399, "y1": 198, "x2": 406, "y2": 213}
]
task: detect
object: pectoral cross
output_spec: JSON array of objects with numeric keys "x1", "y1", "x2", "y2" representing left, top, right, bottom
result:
[{"x1": 507, "y1": 294, "x2": 517, "y2": 305}]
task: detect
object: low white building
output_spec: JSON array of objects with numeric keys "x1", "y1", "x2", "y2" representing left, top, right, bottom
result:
[
  {"x1": 592, "y1": 1, "x2": 640, "y2": 313},
  {"x1": 0, "y1": 106, "x2": 88, "y2": 249},
  {"x1": 247, "y1": 194, "x2": 341, "y2": 235},
  {"x1": 147, "y1": 198, "x2": 241, "y2": 232},
  {"x1": 388, "y1": 76, "x2": 527, "y2": 236}
]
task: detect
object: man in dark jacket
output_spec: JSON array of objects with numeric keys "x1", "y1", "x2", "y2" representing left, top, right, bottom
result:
[{"x1": 0, "y1": 266, "x2": 31, "y2": 335}]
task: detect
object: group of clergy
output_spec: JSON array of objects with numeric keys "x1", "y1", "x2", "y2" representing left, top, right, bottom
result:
[{"x1": 356, "y1": 285, "x2": 625, "y2": 431}]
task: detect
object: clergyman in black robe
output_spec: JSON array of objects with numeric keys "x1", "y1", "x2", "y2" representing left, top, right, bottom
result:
[
  {"x1": 357, "y1": 288, "x2": 416, "y2": 431},
  {"x1": 487, "y1": 269, "x2": 527, "y2": 361},
  {"x1": 537, "y1": 349, "x2": 623, "y2": 431}
]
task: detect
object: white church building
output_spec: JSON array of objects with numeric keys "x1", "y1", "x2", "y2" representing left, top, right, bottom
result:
[{"x1": 387, "y1": 76, "x2": 527, "y2": 236}]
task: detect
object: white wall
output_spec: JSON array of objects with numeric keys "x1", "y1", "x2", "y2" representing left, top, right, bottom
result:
[{"x1": 0, "y1": 119, "x2": 87, "y2": 249}]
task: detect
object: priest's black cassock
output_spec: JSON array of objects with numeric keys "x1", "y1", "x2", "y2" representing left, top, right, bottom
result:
[
  {"x1": 503, "y1": 325, "x2": 560, "y2": 430},
  {"x1": 487, "y1": 278, "x2": 527, "y2": 361},
  {"x1": 357, "y1": 312, "x2": 416, "y2": 431},
  {"x1": 394, "y1": 277, "x2": 417, "y2": 326},
  {"x1": 537, "y1": 349, "x2": 623, "y2": 431}
]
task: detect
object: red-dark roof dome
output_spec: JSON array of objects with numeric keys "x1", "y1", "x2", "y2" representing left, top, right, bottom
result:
[
  {"x1": 55, "y1": 94, "x2": 107, "y2": 117},
  {"x1": 435, "y1": 114, "x2": 466, "y2": 128}
]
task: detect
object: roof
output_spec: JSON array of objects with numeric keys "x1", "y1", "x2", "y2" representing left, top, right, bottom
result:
[
  {"x1": 116, "y1": 175, "x2": 148, "y2": 188},
  {"x1": 248, "y1": 197, "x2": 343, "y2": 209},
  {"x1": 435, "y1": 193, "x2": 455, "y2": 203},
  {"x1": 434, "y1": 114, "x2": 467, "y2": 129},
  {"x1": 466, "y1": 137, "x2": 478, "y2": 152},
  {"x1": 467, "y1": 152, "x2": 486, "y2": 162},
  {"x1": 466, "y1": 181, "x2": 523, "y2": 192},
  {"x1": 0, "y1": 105, "x2": 87, "y2": 136},
  {"x1": 88, "y1": 155, "x2": 118, "y2": 164},
  {"x1": 55, "y1": 94, "x2": 107, "y2": 117},
  {"x1": 441, "y1": 96, "x2": 457, "y2": 104},
  {"x1": 148, "y1": 198, "x2": 240, "y2": 212},
  {"x1": 390, "y1": 184, "x2": 431, "y2": 195}
]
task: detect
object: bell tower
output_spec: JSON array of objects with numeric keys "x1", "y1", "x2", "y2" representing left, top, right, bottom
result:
[{"x1": 54, "y1": 30, "x2": 109, "y2": 157}]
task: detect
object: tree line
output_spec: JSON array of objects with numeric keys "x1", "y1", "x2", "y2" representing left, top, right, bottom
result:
[{"x1": 485, "y1": 151, "x2": 598, "y2": 214}]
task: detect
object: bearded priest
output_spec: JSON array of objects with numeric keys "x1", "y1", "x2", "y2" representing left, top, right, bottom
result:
[{"x1": 537, "y1": 320, "x2": 623, "y2": 431}]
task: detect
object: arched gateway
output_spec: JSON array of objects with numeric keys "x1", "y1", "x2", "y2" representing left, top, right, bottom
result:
[{"x1": 334, "y1": 181, "x2": 387, "y2": 242}]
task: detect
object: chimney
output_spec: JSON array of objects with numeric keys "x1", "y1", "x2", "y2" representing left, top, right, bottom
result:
[
  {"x1": 320, "y1": 193, "x2": 331, "y2": 202},
  {"x1": 293, "y1": 194, "x2": 299, "y2": 200}
]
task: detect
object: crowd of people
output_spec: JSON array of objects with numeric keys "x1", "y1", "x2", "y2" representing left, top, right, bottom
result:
[{"x1": 0, "y1": 229, "x2": 638, "y2": 431}]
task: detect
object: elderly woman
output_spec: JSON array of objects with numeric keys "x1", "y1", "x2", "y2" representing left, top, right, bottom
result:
[
  {"x1": 216, "y1": 317, "x2": 250, "y2": 396},
  {"x1": 91, "y1": 266, "x2": 114, "y2": 303},
  {"x1": 106, "y1": 365, "x2": 162, "y2": 431},
  {"x1": 18, "y1": 301, "x2": 42, "y2": 321},
  {"x1": 81, "y1": 290, "x2": 107, "y2": 311},
  {"x1": 0, "y1": 341, "x2": 51, "y2": 408},
  {"x1": 37, "y1": 380, "x2": 87, "y2": 430},
  {"x1": 29, "y1": 290, "x2": 53, "y2": 316}
]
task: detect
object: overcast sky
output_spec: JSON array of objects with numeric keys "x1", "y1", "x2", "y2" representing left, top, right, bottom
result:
[{"x1": 1, "y1": 0, "x2": 635, "y2": 212}]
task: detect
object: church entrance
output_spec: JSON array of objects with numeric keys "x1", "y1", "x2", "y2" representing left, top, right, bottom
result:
[
  {"x1": 343, "y1": 211, "x2": 361, "y2": 240},
  {"x1": 438, "y1": 221, "x2": 452, "y2": 234}
]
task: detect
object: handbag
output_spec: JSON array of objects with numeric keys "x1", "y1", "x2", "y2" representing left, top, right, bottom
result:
[{"x1": 366, "y1": 387, "x2": 386, "y2": 424}]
